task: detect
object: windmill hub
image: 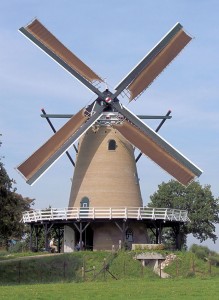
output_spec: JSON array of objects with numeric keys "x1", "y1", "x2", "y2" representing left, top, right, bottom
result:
[{"x1": 105, "y1": 96, "x2": 112, "y2": 103}]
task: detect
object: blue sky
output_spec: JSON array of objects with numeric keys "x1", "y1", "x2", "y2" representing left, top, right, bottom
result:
[{"x1": 0, "y1": 1, "x2": 219, "y2": 251}]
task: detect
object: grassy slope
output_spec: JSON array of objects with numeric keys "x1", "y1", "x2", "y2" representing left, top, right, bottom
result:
[
  {"x1": 0, "y1": 250, "x2": 157, "y2": 284},
  {"x1": 0, "y1": 249, "x2": 219, "y2": 300},
  {"x1": 164, "y1": 251, "x2": 219, "y2": 278}
]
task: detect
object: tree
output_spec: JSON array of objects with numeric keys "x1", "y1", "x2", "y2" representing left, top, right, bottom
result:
[
  {"x1": 148, "y1": 180, "x2": 219, "y2": 248},
  {"x1": 0, "y1": 140, "x2": 34, "y2": 250}
]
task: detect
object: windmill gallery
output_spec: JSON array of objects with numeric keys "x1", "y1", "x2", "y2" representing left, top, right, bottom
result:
[{"x1": 17, "y1": 19, "x2": 202, "y2": 252}]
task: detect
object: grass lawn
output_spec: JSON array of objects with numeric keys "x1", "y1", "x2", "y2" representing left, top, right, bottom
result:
[{"x1": 0, "y1": 278, "x2": 219, "y2": 300}]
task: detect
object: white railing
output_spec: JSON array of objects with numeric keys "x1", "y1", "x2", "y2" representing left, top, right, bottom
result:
[{"x1": 22, "y1": 207, "x2": 189, "y2": 223}]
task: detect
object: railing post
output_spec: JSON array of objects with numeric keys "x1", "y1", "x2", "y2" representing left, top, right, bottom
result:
[
  {"x1": 171, "y1": 209, "x2": 174, "y2": 221},
  {"x1": 77, "y1": 207, "x2": 80, "y2": 219},
  {"x1": 164, "y1": 208, "x2": 168, "y2": 221},
  {"x1": 64, "y1": 207, "x2": 67, "y2": 220},
  {"x1": 152, "y1": 208, "x2": 155, "y2": 219},
  {"x1": 138, "y1": 207, "x2": 141, "y2": 220},
  {"x1": 34, "y1": 211, "x2": 37, "y2": 222},
  {"x1": 125, "y1": 207, "x2": 127, "y2": 219},
  {"x1": 179, "y1": 210, "x2": 182, "y2": 221},
  {"x1": 39, "y1": 210, "x2": 42, "y2": 221}
]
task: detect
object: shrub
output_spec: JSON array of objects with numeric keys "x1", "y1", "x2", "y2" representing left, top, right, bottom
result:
[
  {"x1": 209, "y1": 255, "x2": 219, "y2": 266},
  {"x1": 190, "y1": 244, "x2": 210, "y2": 260},
  {"x1": 186, "y1": 271, "x2": 195, "y2": 278},
  {"x1": 8, "y1": 241, "x2": 29, "y2": 253}
]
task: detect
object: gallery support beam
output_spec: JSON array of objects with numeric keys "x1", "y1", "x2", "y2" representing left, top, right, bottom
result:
[
  {"x1": 115, "y1": 220, "x2": 128, "y2": 248},
  {"x1": 73, "y1": 221, "x2": 91, "y2": 250}
]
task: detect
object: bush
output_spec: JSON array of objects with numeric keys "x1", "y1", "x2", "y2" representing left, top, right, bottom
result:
[
  {"x1": 8, "y1": 241, "x2": 28, "y2": 253},
  {"x1": 190, "y1": 244, "x2": 219, "y2": 265},
  {"x1": 190, "y1": 244, "x2": 210, "y2": 260},
  {"x1": 186, "y1": 271, "x2": 196, "y2": 278},
  {"x1": 209, "y1": 255, "x2": 219, "y2": 266}
]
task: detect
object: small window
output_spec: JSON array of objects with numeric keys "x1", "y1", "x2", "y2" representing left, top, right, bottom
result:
[
  {"x1": 108, "y1": 139, "x2": 116, "y2": 150},
  {"x1": 80, "y1": 197, "x2": 89, "y2": 208}
]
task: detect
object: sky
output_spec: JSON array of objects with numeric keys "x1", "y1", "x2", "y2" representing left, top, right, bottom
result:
[{"x1": 0, "y1": 0, "x2": 219, "y2": 251}]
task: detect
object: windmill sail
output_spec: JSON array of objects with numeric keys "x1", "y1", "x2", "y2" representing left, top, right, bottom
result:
[
  {"x1": 112, "y1": 103, "x2": 202, "y2": 185},
  {"x1": 114, "y1": 23, "x2": 192, "y2": 101},
  {"x1": 19, "y1": 19, "x2": 104, "y2": 96},
  {"x1": 17, "y1": 103, "x2": 104, "y2": 185}
]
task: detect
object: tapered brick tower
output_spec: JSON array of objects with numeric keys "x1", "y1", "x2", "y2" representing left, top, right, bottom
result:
[
  {"x1": 67, "y1": 126, "x2": 144, "y2": 250},
  {"x1": 68, "y1": 126, "x2": 142, "y2": 208}
]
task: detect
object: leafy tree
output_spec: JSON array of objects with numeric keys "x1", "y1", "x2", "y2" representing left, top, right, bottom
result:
[
  {"x1": 148, "y1": 180, "x2": 219, "y2": 248},
  {"x1": 0, "y1": 139, "x2": 34, "y2": 250}
]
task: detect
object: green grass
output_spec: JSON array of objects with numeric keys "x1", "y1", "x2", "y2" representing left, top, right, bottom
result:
[{"x1": 0, "y1": 278, "x2": 219, "y2": 299}]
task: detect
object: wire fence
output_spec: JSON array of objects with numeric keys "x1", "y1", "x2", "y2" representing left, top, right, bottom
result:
[{"x1": 0, "y1": 252, "x2": 218, "y2": 285}]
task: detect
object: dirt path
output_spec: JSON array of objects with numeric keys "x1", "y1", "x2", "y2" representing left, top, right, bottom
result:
[{"x1": 0, "y1": 253, "x2": 63, "y2": 264}]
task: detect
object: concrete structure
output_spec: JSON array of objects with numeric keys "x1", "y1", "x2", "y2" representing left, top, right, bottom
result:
[
  {"x1": 63, "y1": 225, "x2": 75, "y2": 253},
  {"x1": 135, "y1": 252, "x2": 171, "y2": 278}
]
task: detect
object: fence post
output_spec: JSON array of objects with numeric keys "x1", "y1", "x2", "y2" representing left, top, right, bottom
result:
[
  {"x1": 93, "y1": 266, "x2": 96, "y2": 278},
  {"x1": 176, "y1": 258, "x2": 179, "y2": 277},
  {"x1": 123, "y1": 258, "x2": 126, "y2": 276},
  {"x1": 103, "y1": 258, "x2": 106, "y2": 280},
  {"x1": 39, "y1": 263, "x2": 43, "y2": 282},
  {"x1": 81, "y1": 267, "x2": 85, "y2": 281},
  {"x1": 63, "y1": 261, "x2": 66, "y2": 280},
  {"x1": 191, "y1": 254, "x2": 195, "y2": 273},
  {"x1": 18, "y1": 260, "x2": 21, "y2": 284},
  {"x1": 208, "y1": 254, "x2": 212, "y2": 275}
]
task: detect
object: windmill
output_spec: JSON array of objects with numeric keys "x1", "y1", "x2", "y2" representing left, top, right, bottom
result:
[{"x1": 17, "y1": 19, "x2": 202, "y2": 251}]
